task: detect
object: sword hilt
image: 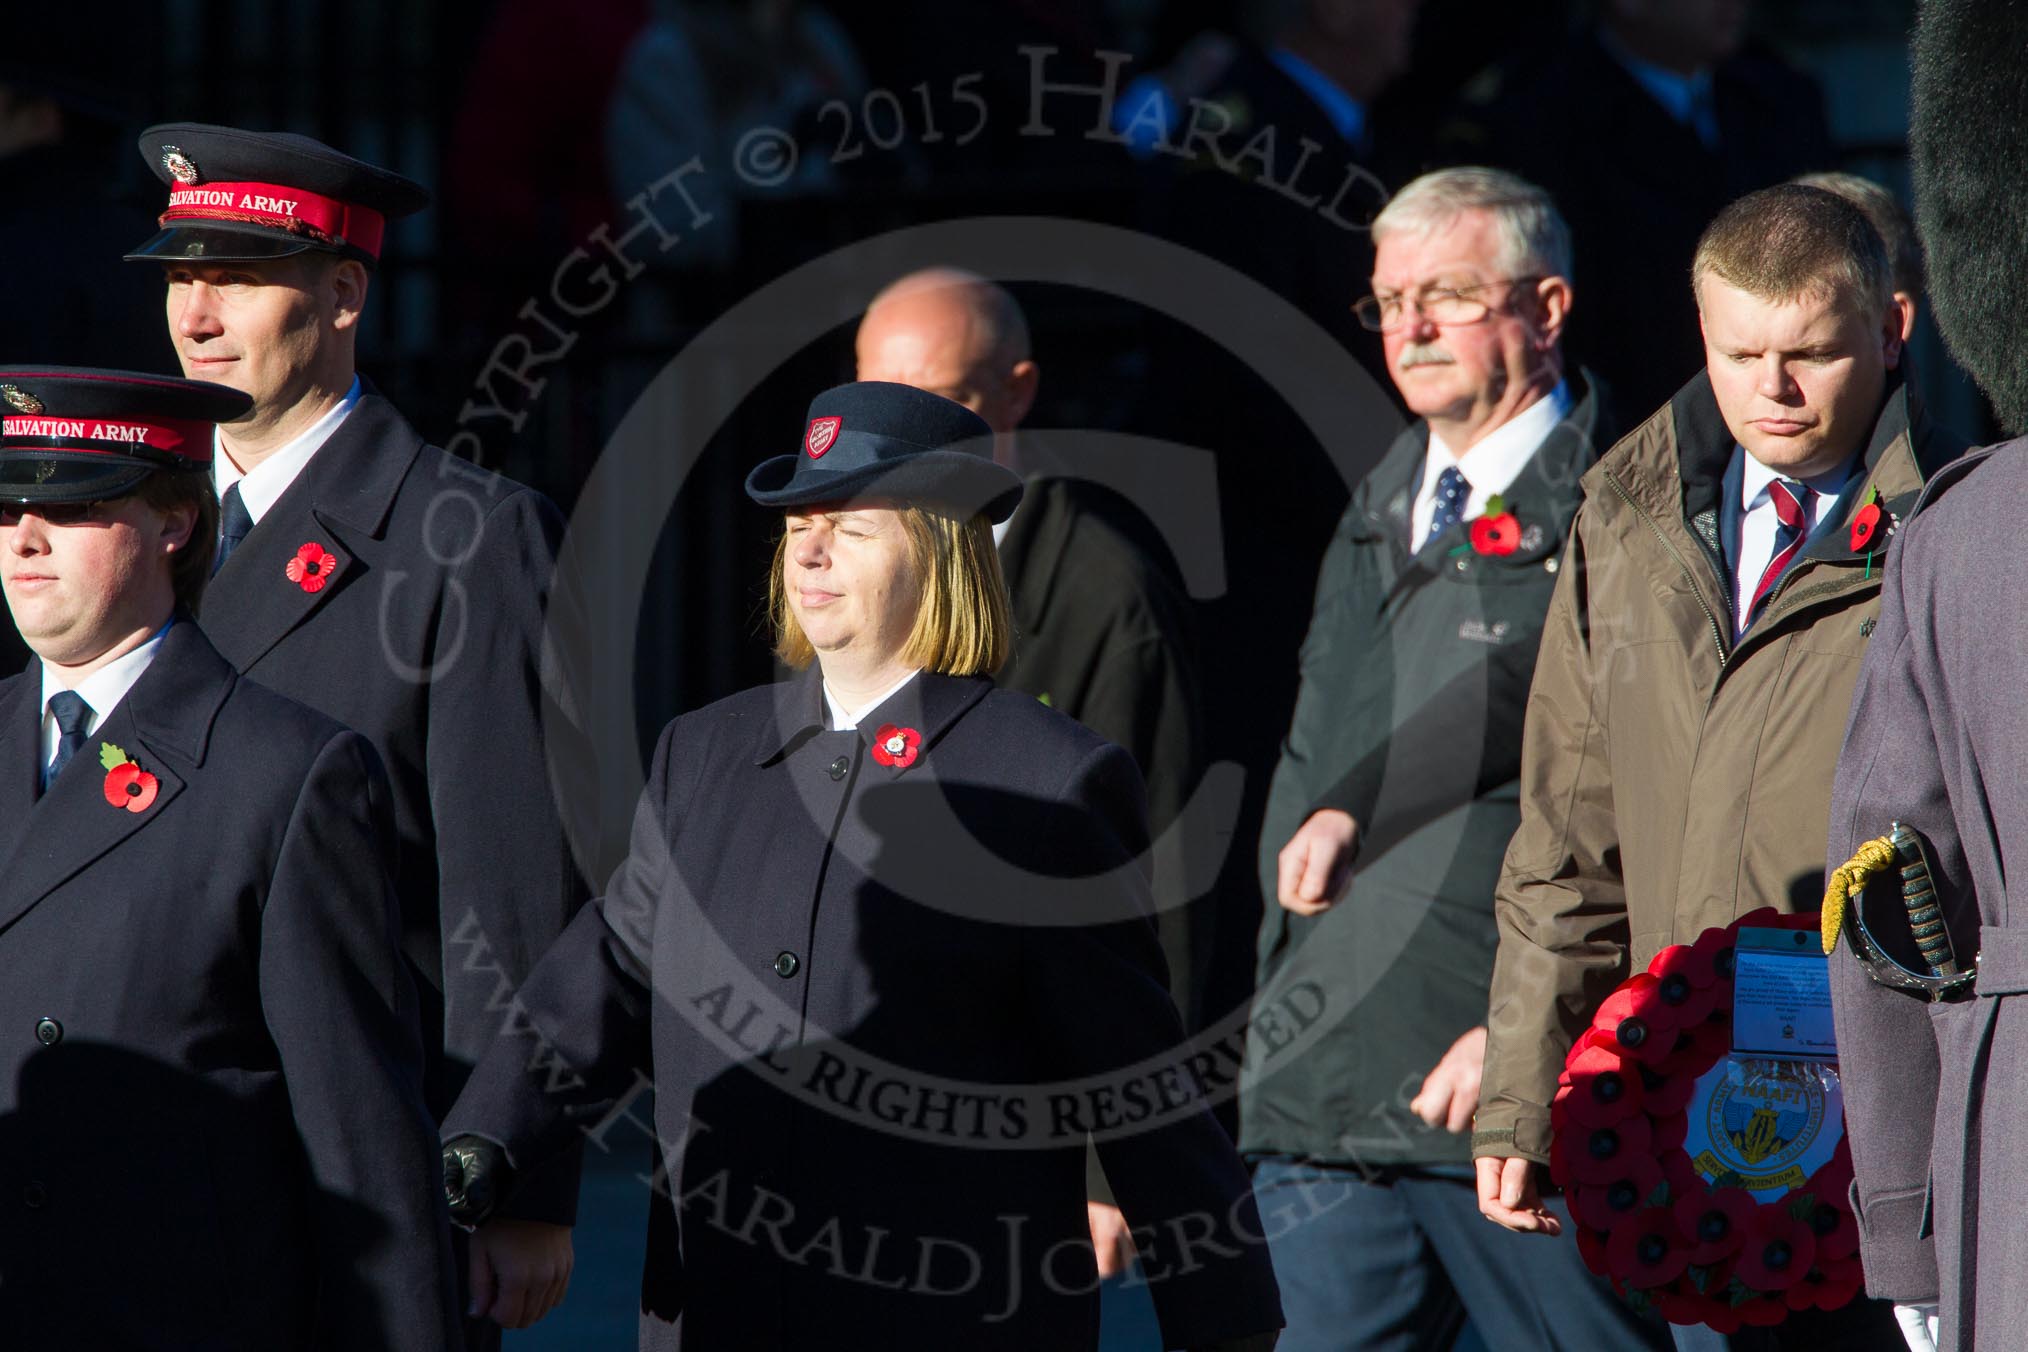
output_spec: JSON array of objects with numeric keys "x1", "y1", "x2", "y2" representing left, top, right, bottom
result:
[{"x1": 1891, "y1": 822, "x2": 1960, "y2": 978}]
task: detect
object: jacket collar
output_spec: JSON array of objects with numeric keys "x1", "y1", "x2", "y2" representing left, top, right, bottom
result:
[
  {"x1": 755, "y1": 666, "x2": 993, "y2": 766},
  {"x1": 997, "y1": 475, "x2": 1068, "y2": 635},
  {"x1": 0, "y1": 619, "x2": 231, "y2": 936},
  {"x1": 198, "y1": 383, "x2": 423, "y2": 669},
  {"x1": 1368, "y1": 366, "x2": 1610, "y2": 567},
  {"x1": 1603, "y1": 368, "x2": 1941, "y2": 535}
]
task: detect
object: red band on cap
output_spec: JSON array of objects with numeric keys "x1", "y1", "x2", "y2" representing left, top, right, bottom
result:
[
  {"x1": 160, "y1": 179, "x2": 386, "y2": 258},
  {"x1": 1, "y1": 414, "x2": 213, "y2": 461}
]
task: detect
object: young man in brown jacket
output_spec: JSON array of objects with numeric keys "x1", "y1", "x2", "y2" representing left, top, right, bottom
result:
[{"x1": 1470, "y1": 185, "x2": 1961, "y2": 1349}]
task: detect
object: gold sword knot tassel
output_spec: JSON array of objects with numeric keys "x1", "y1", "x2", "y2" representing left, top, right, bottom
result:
[{"x1": 1824, "y1": 836, "x2": 1898, "y2": 956}]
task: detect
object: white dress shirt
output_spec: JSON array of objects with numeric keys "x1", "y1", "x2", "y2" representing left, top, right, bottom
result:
[
  {"x1": 823, "y1": 668, "x2": 920, "y2": 732},
  {"x1": 40, "y1": 620, "x2": 172, "y2": 770},
  {"x1": 214, "y1": 376, "x2": 362, "y2": 524},
  {"x1": 1409, "y1": 381, "x2": 1571, "y2": 551},
  {"x1": 1732, "y1": 449, "x2": 1858, "y2": 635}
]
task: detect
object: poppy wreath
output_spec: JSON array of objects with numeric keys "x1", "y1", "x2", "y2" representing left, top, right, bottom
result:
[{"x1": 1549, "y1": 908, "x2": 1861, "y2": 1332}]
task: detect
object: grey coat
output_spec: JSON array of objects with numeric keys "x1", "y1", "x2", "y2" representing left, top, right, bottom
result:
[{"x1": 1827, "y1": 439, "x2": 2028, "y2": 1349}]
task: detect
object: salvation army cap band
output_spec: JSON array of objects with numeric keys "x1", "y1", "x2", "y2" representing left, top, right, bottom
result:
[
  {"x1": 157, "y1": 180, "x2": 386, "y2": 259},
  {"x1": 0, "y1": 367, "x2": 250, "y2": 504},
  {"x1": 125, "y1": 122, "x2": 430, "y2": 266}
]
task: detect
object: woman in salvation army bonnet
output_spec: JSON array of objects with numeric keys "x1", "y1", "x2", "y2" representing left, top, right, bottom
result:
[{"x1": 439, "y1": 381, "x2": 1283, "y2": 1351}]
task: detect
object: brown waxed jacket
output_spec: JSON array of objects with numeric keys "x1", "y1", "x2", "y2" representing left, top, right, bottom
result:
[{"x1": 1471, "y1": 371, "x2": 1963, "y2": 1164}]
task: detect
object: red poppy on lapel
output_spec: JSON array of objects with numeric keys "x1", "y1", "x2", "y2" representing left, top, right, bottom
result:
[
  {"x1": 99, "y1": 742, "x2": 159, "y2": 813},
  {"x1": 869, "y1": 724, "x2": 920, "y2": 768},
  {"x1": 286, "y1": 541, "x2": 339, "y2": 593},
  {"x1": 1849, "y1": 501, "x2": 1883, "y2": 552},
  {"x1": 1470, "y1": 512, "x2": 1522, "y2": 556}
]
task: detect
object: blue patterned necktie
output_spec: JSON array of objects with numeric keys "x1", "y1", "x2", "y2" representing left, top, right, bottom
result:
[
  {"x1": 215, "y1": 480, "x2": 253, "y2": 576},
  {"x1": 1423, "y1": 465, "x2": 1471, "y2": 549},
  {"x1": 44, "y1": 690, "x2": 93, "y2": 791}
]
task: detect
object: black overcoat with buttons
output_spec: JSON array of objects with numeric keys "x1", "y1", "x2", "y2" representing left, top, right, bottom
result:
[
  {"x1": 197, "y1": 385, "x2": 588, "y2": 1218},
  {"x1": 0, "y1": 620, "x2": 457, "y2": 1350},
  {"x1": 446, "y1": 668, "x2": 1284, "y2": 1350}
]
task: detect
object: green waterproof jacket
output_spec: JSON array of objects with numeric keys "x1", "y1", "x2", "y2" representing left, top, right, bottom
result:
[{"x1": 1241, "y1": 372, "x2": 1611, "y2": 1169}]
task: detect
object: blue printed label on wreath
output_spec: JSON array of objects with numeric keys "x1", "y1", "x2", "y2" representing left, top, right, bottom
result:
[{"x1": 1681, "y1": 1056, "x2": 1844, "y2": 1199}]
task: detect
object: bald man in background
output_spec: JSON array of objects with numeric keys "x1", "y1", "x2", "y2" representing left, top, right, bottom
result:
[{"x1": 857, "y1": 268, "x2": 1208, "y2": 1277}]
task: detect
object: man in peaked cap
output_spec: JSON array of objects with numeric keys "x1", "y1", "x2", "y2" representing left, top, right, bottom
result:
[
  {"x1": 123, "y1": 123, "x2": 588, "y2": 1336},
  {"x1": 1824, "y1": 2, "x2": 2028, "y2": 1348},
  {"x1": 0, "y1": 367, "x2": 457, "y2": 1349}
]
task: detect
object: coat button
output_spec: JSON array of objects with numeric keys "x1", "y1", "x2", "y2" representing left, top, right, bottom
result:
[
  {"x1": 827, "y1": 756, "x2": 849, "y2": 781},
  {"x1": 773, "y1": 950, "x2": 800, "y2": 978},
  {"x1": 22, "y1": 1182, "x2": 46, "y2": 1209},
  {"x1": 33, "y1": 1018, "x2": 59, "y2": 1047}
]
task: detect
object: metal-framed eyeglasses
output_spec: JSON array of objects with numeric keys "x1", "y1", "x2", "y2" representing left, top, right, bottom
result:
[{"x1": 1352, "y1": 277, "x2": 1543, "y2": 333}]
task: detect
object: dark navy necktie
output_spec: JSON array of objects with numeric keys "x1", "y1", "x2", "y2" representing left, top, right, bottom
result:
[
  {"x1": 44, "y1": 690, "x2": 93, "y2": 791},
  {"x1": 215, "y1": 480, "x2": 253, "y2": 575},
  {"x1": 1423, "y1": 465, "x2": 1471, "y2": 549},
  {"x1": 1748, "y1": 479, "x2": 1814, "y2": 623}
]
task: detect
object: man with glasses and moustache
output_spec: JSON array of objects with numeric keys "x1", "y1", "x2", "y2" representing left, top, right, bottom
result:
[{"x1": 1246, "y1": 167, "x2": 1652, "y2": 1351}]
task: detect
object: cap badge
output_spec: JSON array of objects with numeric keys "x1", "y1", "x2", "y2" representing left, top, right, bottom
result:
[
  {"x1": 0, "y1": 385, "x2": 43, "y2": 414},
  {"x1": 805, "y1": 416, "x2": 842, "y2": 459},
  {"x1": 160, "y1": 145, "x2": 201, "y2": 185}
]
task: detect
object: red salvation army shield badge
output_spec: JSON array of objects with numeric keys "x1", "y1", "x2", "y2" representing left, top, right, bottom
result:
[{"x1": 805, "y1": 416, "x2": 843, "y2": 459}]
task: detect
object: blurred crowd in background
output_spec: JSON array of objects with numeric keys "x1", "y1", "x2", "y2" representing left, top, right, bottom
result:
[{"x1": 0, "y1": 0, "x2": 1963, "y2": 1074}]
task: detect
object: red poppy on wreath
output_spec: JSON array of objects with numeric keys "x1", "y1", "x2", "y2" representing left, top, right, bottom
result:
[
  {"x1": 1561, "y1": 1036, "x2": 1646, "y2": 1128},
  {"x1": 1802, "y1": 1147, "x2": 1859, "y2": 1259},
  {"x1": 285, "y1": 541, "x2": 339, "y2": 593},
  {"x1": 1569, "y1": 1154, "x2": 1664, "y2": 1231},
  {"x1": 1655, "y1": 1019, "x2": 1730, "y2": 1077},
  {"x1": 869, "y1": 724, "x2": 921, "y2": 768},
  {"x1": 1655, "y1": 1278, "x2": 1723, "y2": 1330},
  {"x1": 98, "y1": 741, "x2": 159, "y2": 813},
  {"x1": 1575, "y1": 1223, "x2": 1612, "y2": 1277},
  {"x1": 1650, "y1": 926, "x2": 1735, "y2": 989},
  {"x1": 1785, "y1": 1251, "x2": 1865, "y2": 1312},
  {"x1": 1674, "y1": 1186, "x2": 1757, "y2": 1265},
  {"x1": 1734, "y1": 1208, "x2": 1817, "y2": 1292},
  {"x1": 1641, "y1": 1063, "x2": 1700, "y2": 1118},
  {"x1": 1591, "y1": 974, "x2": 1683, "y2": 1064},
  {"x1": 1554, "y1": 1112, "x2": 1654, "y2": 1185},
  {"x1": 1603, "y1": 1206, "x2": 1689, "y2": 1288}
]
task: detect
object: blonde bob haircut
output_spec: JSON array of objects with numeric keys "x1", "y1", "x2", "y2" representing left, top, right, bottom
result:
[{"x1": 770, "y1": 504, "x2": 1010, "y2": 676}]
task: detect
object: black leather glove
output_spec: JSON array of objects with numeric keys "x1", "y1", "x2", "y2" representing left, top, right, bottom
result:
[{"x1": 442, "y1": 1134, "x2": 514, "y2": 1229}]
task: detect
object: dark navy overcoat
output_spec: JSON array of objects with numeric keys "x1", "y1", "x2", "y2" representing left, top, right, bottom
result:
[
  {"x1": 197, "y1": 386, "x2": 587, "y2": 1217},
  {"x1": 0, "y1": 620, "x2": 457, "y2": 1350},
  {"x1": 448, "y1": 669, "x2": 1282, "y2": 1349}
]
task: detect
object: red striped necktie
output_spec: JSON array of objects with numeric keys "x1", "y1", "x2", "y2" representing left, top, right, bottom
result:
[{"x1": 1748, "y1": 478, "x2": 1814, "y2": 622}]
